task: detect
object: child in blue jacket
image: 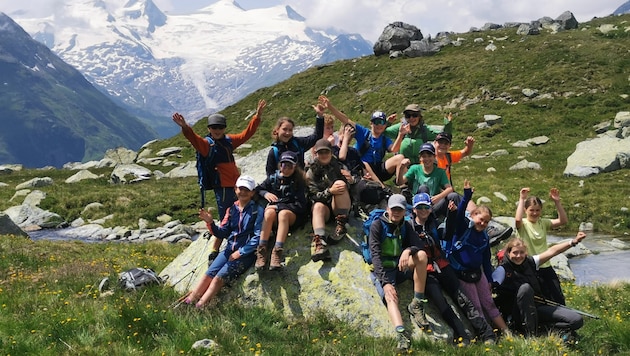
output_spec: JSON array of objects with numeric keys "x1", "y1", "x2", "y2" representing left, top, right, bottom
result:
[{"x1": 184, "y1": 175, "x2": 264, "y2": 308}]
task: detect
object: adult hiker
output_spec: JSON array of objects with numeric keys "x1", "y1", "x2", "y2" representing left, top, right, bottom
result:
[{"x1": 172, "y1": 99, "x2": 266, "y2": 264}]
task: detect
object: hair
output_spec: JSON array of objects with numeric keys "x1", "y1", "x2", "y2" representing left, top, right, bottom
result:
[
  {"x1": 524, "y1": 196, "x2": 543, "y2": 210},
  {"x1": 504, "y1": 237, "x2": 527, "y2": 255},
  {"x1": 471, "y1": 205, "x2": 493, "y2": 218},
  {"x1": 271, "y1": 117, "x2": 295, "y2": 141},
  {"x1": 323, "y1": 114, "x2": 335, "y2": 128},
  {"x1": 277, "y1": 162, "x2": 307, "y2": 186}
]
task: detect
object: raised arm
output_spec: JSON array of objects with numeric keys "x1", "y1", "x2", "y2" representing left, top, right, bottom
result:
[
  {"x1": 549, "y1": 188, "x2": 568, "y2": 228},
  {"x1": 460, "y1": 136, "x2": 475, "y2": 158},
  {"x1": 515, "y1": 187, "x2": 529, "y2": 229},
  {"x1": 319, "y1": 95, "x2": 354, "y2": 127},
  {"x1": 388, "y1": 121, "x2": 410, "y2": 153},
  {"x1": 538, "y1": 231, "x2": 586, "y2": 265}
]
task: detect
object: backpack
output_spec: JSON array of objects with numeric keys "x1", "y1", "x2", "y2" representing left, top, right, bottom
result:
[
  {"x1": 358, "y1": 131, "x2": 387, "y2": 160},
  {"x1": 359, "y1": 209, "x2": 411, "y2": 264},
  {"x1": 118, "y1": 267, "x2": 163, "y2": 291},
  {"x1": 271, "y1": 138, "x2": 304, "y2": 166},
  {"x1": 197, "y1": 135, "x2": 233, "y2": 206},
  {"x1": 440, "y1": 218, "x2": 488, "y2": 271}
]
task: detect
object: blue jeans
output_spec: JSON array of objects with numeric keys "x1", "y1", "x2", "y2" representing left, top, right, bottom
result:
[{"x1": 206, "y1": 250, "x2": 255, "y2": 284}]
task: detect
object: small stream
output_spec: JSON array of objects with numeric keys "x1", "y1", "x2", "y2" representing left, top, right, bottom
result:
[{"x1": 27, "y1": 229, "x2": 630, "y2": 285}]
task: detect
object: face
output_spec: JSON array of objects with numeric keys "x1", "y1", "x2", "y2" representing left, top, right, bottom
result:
[
  {"x1": 419, "y1": 152, "x2": 435, "y2": 166},
  {"x1": 315, "y1": 149, "x2": 332, "y2": 164},
  {"x1": 434, "y1": 139, "x2": 451, "y2": 154},
  {"x1": 208, "y1": 125, "x2": 226, "y2": 139},
  {"x1": 414, "y1": 205, "x2": 431, "y2": 219},
  {"x1": 276, "y1": 122, "x2": 294, "y2": 143},
  {"x1": 323, "y1": 124, "x2": 335, "y2": 140},
  {"x1": 370, "y1": 119, "x2": 387, "y2": 134},
  {"x1": 525, "y1": 204, "x2": 542, "y2": 222},
  {"x1": 279, "y1": 161, "x2": 295, "y2": 176},
  {"x1": 388, "y1": 207, "x2": 406, "y2": 223},
  {"x1": 508, "y1": 245, "x2": 528, "y2": 265},
  {"x1": 471, "y1": 211, "x2": 491, "y2": 231},
  {"x1": 235, "y1": 186, "x2": 254, "y2": 202},
  {"x1": 404, "y1": 111, "x2": 422, "y2": 126}
]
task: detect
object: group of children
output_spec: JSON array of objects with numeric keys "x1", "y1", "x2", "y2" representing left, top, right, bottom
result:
[{"x1": 171, "y1": 96, "x2": 587, "y2": 351}]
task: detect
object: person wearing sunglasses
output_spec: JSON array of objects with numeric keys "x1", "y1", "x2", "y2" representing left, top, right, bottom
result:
[
  {"x1": 172, "y1": 99, "x2": 266, "y2": 264},
  {"x1": 318, "y1": 95, "x2": 408, "y2": 186},
  {"x1": 384, "y1": 104, "x2": 453, "y2": 167}
]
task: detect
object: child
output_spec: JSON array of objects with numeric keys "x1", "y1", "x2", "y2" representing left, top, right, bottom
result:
[
  {"x1": 318, "y1": 95, "x2": 407, "y2": 185},
  {"x1": 410, "y1": 193, "x2": 499, "y2": 345},
  {"x1": 255, "y1": 151, "x2": 308, "y2": 271},
  {"x1": 265, "y1": 103, "x2": 325, "y2": 176},
  {"x1": 172, "y1": 99, "x2": 266, "y2": 264},
  {"x1": 183, "y1": 175, "x2": 264, "y2": 308},
  {"x1": 515, "y1": 187, "x2": 568, "y2": 304},
  {"x1": 492, "y1": 233, "x2": 586, "y2": 339},
  {"x1": 369, "y1": 194, "x2": 429, "y2": 352},
  {"x1": 443, "y1": 179, "x2": 507, "y2": 342},
  {"x1": 306, "y1": 138, "x2": 351, "y2": 261}
]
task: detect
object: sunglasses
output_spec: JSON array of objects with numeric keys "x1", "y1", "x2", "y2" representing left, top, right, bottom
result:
[
  {"x1": 280, "y1": 162, "x2": 295, "y2": 169},
  {"x1": 371, "y1": 119, "x2": 387, "y2": 125},
  {"x1": 404, "y1": 113, "x2": 420, "y2": 119},
  {"x1": 209, "y1": 125, "x2": 226, "y2": 130},
  {"x1": 414, "y1": 205, "x2": 430, "y2": 210}
]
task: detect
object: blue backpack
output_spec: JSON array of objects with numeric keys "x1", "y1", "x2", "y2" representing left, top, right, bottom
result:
[
  {"x1": 271, "y1": 138, "x2": 304, "y2": 166},
  {"x1": 360, "y1": 208, "x2": 412, "y2": 264},
  {"x1": 196, "y1": 135, "x2": 233, "y2": 207},
  {"x1": 440, "y1": 218, "x2": 488, "y2": 271}
]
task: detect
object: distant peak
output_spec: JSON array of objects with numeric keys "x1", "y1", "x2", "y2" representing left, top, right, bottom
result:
[{"x1": 286, "y1": 6, "x2": 305, "y2": 22}]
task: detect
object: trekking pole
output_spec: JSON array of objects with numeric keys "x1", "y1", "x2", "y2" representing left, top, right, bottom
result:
[{"x1": 533, "y1": 295, "x2": 600, "y2": 319}]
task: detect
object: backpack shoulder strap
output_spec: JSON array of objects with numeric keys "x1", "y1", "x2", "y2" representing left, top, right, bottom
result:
[{"x1": 446, "y1": 152, "x2": 453, "y2": 186}]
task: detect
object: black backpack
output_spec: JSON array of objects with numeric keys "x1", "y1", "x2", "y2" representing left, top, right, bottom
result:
[{"x1": 118, "y1": 268, "x2": 163, "y2": 291}]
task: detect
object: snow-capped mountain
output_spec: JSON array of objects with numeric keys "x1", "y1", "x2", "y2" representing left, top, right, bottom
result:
[{"x1": 5, "y1": 0, "x2": 372, "y2": 137}]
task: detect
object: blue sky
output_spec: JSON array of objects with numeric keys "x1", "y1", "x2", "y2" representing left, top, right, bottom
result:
[{"x1": 1, "y1": 0, "x2": 625, "y2": 42}]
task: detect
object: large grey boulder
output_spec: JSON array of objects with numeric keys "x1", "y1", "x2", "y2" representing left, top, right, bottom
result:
[
  {"x1": 0, "y1": 212, "x2": 29, "y2": 237},
  {"x1": 564, "y1": 135, "x2": 630, "y2": 177},
  {"x1": 103, "y1": 147, "x2": 138, "y2": 165},
  {"x1": 4, "y1": 204, "x2": 65, "y2": 229},
  {"x1": 110, "y1": 164, "x2": 152, "y2": 184},
  {"x1": 15, "y1": 177, "x2": 54, "y2": 190},
  {"x1": 373, "y1": 22, "x2": 423, "y2": 56}
]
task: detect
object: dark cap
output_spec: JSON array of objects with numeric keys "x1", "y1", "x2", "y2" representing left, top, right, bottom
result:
[
  {"x1": 419, "y1": 142, "x2": 436, "y2": 155},
  {"x1": 435, "y1": 132, "x2": 452, "y2": 143},
  {"x1": 314, "y1": 138, "x2": 332, "y2": 152},
  {"x1": 403, "y1": 104, "x2": 422, "y2": 114},
  {"x1": 279, "y1": 150, "x2": 298, "y2": 165},
  {"x1": 207, "y1": 114, "x2": 226, "y2": 126},
  {"x1": 371, "y1": 111, "x2": 386, "y2": 122},
  {"x1": 387, "y1": 194, "x2": 407, "y2": 210}
]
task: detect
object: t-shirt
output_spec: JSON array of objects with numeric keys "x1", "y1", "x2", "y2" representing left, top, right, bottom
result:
[
  {"x1": 354, "y1": 124, "x2": 392, "y2": 164},
  {"x1": 516, "y1": 218, "x2": 553, "y2": 268},
  {"x1": 403, "y1": 164, "x2": 449, "y2": 196},
  {"x1": 436, "y1": 150, "x2": 464, "y2": 181}
]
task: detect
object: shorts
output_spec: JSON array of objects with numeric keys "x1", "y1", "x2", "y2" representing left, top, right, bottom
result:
[
  {"x1": 370, "y1": 268, "x2": 413, "y2": 305},
  {"x1": 206, "y1": 250, "x2": 255, "y2": 284},
  {"x1": 368, "y1": 161, "x2": 394, "y2": 182}
]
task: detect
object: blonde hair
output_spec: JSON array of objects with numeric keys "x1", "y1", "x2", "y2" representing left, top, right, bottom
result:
[
  {"x1": 504, "y1": 237, "x2": 527, "y2": 255},
  {"x1": 323, "y1": 114, "x2": 335, "y2": 127},
  {"x1": 472, "y1": 205, "x2": 493, "y2": 218},
  {"x1": 271, "y1": 117, "x2": 295, "y2": 142}
]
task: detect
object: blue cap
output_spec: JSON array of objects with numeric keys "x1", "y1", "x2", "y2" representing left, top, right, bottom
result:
[
  {"x1": 419, "y1": 142, "x2": 435, "y2": 155},
  {"x1": 412, "y1": 193, "x2": 432, "y2": 209},
  {"x1": 371, "y1": 111, "x2": 386, "y2": 121}
]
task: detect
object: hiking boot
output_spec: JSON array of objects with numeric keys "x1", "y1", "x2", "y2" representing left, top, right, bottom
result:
[
  {"x1": 311, "y1": 235, "x2": 330, "y2": 262},
  {"x1": 255, "y1": 244, "x2": 267, "y2": 271},
  {"x1": 329, "y1": 214, "x2": 348, "y2": 244},
  {"x1": 487, "y1": 219, "x2": 513, "y2": 247},
  {"x1": 269, "y1": 247, "x2": 284, "y2": 271},
  {"x1": 396, "y1": 330, "x2": 411, "y2": 351},
  {"x1": 207, "y1": 251, "x2": 219, "y2": 267},
  {"x1": 407, "y1": 298, "x2": 430, "y2": 329}
]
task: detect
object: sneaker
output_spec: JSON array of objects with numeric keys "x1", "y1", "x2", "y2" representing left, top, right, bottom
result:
[
  {"x1": 269, "y1": 247, "x2": 284, "y2": 271},
  {"x1": 487, "y1": 220, "x2": 514, "y2": 247},
  {"x1": 407, "y1": 298, "x2": 430, "y2": 329},
  {"x1": 207, "y1": 251, "x2": 219, "y2": 267},
  {"x1": 396, "y1": 330, "x2": 411, "y2": 351},
  {"x1": 311, "y1": 235, "x2": 330, "y2": 262},
  {"x1": 255, "y1": 245, "x2": 267, "y2": 271}
]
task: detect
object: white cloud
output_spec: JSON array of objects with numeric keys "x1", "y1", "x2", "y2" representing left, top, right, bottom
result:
[{"x1": 1, "y1": 0, "x2": 623, "y2": 41}]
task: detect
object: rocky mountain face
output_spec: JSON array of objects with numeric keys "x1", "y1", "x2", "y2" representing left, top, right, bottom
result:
[
  {"x1": 0, "y1": 13, "x2": 158, "y2": 168},
  {"x1": 6, "y1": 0, "x2": 373, "y2": 137}
]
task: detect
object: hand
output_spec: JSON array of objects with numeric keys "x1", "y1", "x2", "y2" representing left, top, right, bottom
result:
[
  {"x1": 198, "y1": 208, "x2": 213, "y2": 223},
  {"x1": 520, "y1": 187, "x2": 530, "y2": 200},
  {"x1": 447, "y1": 200, "x2": 457, "y2": 211},
  {"x1": 464, "y1": 136, "x2": 475, "y2": 147},
  {"x1": 341, "y1": 169, "x2": 353, "y2": 182},
  {"x1": 312, "y1": 103, "x2": 325, "y2": 117},
  {"x1": 399, "y1": 122, "x2": 411, "y2": 135},
  {"x1": 329, "y1": 180, "x2": 348, "y2": 194},
  {"x1": 318, "y1": 95, "x2": 330, "y2": 109},
  {"x1": 398, "y1": 249, "x2": 411, "y2": 271},
  {"x1": 265, "y1": 192, "x2": 278, "y2": 203},
  {"x1": 172, "y1": 113, "x2": 188, "y2": 128},
  {"x1": 446, "y1": 112, "x2": 453, "y2": 121},
  {"x1": 549, "y1": 187, "x2": 561, "y2": 202},
  {"x1": 574, "y1": 231, "x2": 587, "y2": 243},
  {"x1": 344, "y1": 124, "x2": 355, "y2": 136},
  {"x1": 464, "y1": 179, "x2": 472, "y2": 190},
  {"x1": 401, "y1": 158, "x2": 411, "y2": 168},
  {"x1": 387, "y1": 113, "x2": 397, "y2": 124},
  {"x1": 256, "y1": 99, "x2": 266, "y2": 117},
  {"x1": 229, "y1": 250, "x2": 241, "y2": 261}
]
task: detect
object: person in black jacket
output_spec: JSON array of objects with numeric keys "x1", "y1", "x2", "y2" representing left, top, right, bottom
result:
[
  {"x1": 369, "y1": 194, "x2": 428, "y2": 352},
  {"x1": 254, "y1": 151, "x2": 308, "y2": 271}
]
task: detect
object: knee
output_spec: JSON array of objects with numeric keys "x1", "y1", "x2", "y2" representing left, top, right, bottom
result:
[
  {"x1": 413, "y1": 250, "x2": 428, "y2": 265},
  {"x1": 517, "y1": 283, "x2": 534, "y2": 300}
]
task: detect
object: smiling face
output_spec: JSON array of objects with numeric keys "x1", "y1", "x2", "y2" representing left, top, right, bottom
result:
[
  {"x1": 235, "y1": 186, "x2": 254, "y2": 204},
  {"x1": 388, "y1": 207, "x2": 406, "y2": 223},
  {"x1": 434, "y1": 138, "x2": 451, "y2": 156},
  {"x1": 404, "y1": 111, "x2": 422, "y2": 127},
  {"x1": 524, "y1": 203, "x2": 542, "y2": 223},
  {"x1": 276, "y1": 121, "x2": 294, "y2": 143},
  {"x1": 507, "y1": 242, "x2": 528, "y2": 265}
]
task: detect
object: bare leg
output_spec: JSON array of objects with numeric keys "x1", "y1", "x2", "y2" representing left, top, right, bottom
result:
[
  {"x1": 276, "y1": 210, "x2": 296, "y2": 244},
  {"x1": 196, "y1": 276, "x2": 225, "y2": 307}
]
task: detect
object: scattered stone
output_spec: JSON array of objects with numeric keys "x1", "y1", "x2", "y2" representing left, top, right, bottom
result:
[
  {"x1": 65, "y1": 170, "x2": 100, "y2": 183},
  {"x1": 490, "y1": 149, "x2": 509, "y2": 157},
  {"x1": 486, "y1": 167, "x2": 496, "y2": 173},
  {"x1": 81, "y1": 202, "x2": 104, "y2": 215},
  {"x1": 526, "y1": 136, "x2": 550, "y2": 145},
  {"x1": 493, "y1": 192, "x2": 508, "y2": 202},
  {"x1": 484, "y1": 114, "x2": 503, "y2": 125},
  {"x1": 15, "y1": 177, "x2": 53, "y2": 190},
  {"x1": 477, "y1": 196, "x2": 492, "y2": 205},
  {"x1": 156, "y1": 147, "x2": 183, "y2": 157}
]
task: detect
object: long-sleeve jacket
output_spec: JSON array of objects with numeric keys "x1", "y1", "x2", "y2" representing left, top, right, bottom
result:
[
  {"x1": 370, "y1": 213, "x2": 422, "y2": 286},
  {"x1": 208, "y1": 200, "x2": 264, "y2": 257},
  {"x1": 446, "y1": 187, "x2": 494, "y2": 282},
  {"x1": 384, "y1": 119, "x2": 452, "y2": 164},
  {"x1": 181, "y1": 114, "x2": 261, "y2": 187},
  {"x1": 265, "y1": 115, "x2": 324, "y2": 176},
  {"x1": 411, "y1": 217, "x2": 450, "y2": 273},
  {"x1": 306, "y1": 156, "x2": 348, "y2": 203},
  {"x1": 257, "y1": 171, "x2": 307, "y2": 215}
]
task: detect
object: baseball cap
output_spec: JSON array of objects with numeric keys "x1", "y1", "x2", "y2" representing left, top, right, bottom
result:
[
  {"x1": 435, "y1": 132, "x2": 452, "y2": 143},
  {"x1": 235, "y1": 175, "x2": 256, "y2": 191},
  {"x1": 412, "y1": 193, "x2": 432, "y2": 209},
  {"x1": 207, "y1": 113, "x2": 226, "y2": 126},
  {"x1": 279, "y1": 151, "x2": 298, "y2": 165},
  {"x1": 371, "y1": 111, "x2": 387, "y2": 122},
  {"x1": 387, "y1": 194, "x2": 407, "y2": 210},
  {"x1": 314, "y1": 138, "x2": 332, "y2": 152},
  {"x1": 403, "y1": 104, "x2": 422, "y2": 114},
  {"x1": 419, "y1": 142, "x2": 436, "y2": 155}
]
